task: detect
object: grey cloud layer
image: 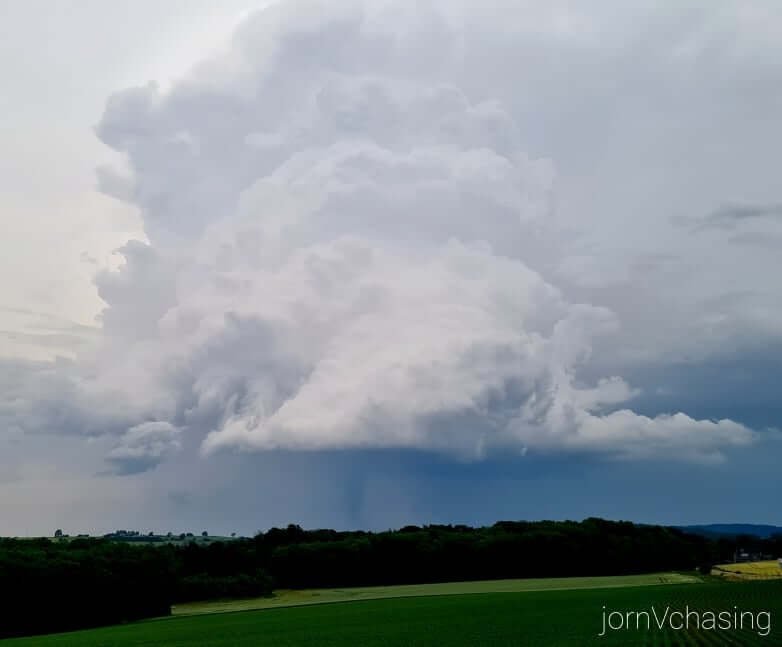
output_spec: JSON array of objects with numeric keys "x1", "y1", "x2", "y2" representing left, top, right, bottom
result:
[
  {"x1": 675, "y1": 203, "x2": 782, "y2": 232},
  {"x1": 106, "y1": 422, "x2": 182, "y2": 475},
  {"x1": 7, "y1": 0, "x2": 781, "y2": 472}
]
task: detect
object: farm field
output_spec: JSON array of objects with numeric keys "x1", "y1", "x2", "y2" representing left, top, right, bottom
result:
[
  {"x1": 173, "y1": 572, "x2": 698, "y2": 616},
  {"x1": 3, "y1": 576, "x2": 782, "y2": 646},
  {"x1": 714, "y1": 560, "x2": 782, "y2": 580}
]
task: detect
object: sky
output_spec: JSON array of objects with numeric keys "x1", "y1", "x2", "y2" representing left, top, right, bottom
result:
[{"x1": 1, "y1": 0, "x2": 781, "y2": 537}]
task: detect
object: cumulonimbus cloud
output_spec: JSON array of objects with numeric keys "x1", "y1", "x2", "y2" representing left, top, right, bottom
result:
[{"x1": 4, "y1": 0, "x2": 765, "y2": 471}]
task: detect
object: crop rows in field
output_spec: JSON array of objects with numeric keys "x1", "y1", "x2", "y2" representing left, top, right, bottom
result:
[{"x1": 2, "y1": 577, "x2": 781, "y2": 646}]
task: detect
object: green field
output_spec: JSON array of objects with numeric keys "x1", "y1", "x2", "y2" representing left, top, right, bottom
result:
[
  {"x1": 173, "y1": 572, "x2": 698, "y2": 616},
  {"x1": 3, "y1": 575, "x2": 781, "y2": 646}
]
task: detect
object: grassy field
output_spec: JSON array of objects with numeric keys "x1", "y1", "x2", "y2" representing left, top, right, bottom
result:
[
  {"x1": 3, "y1": 575, "x2": 782, "y2": 646},
  {"x1": 714, "y1": 560, "x2": 782, "y2": 580},
  {"x1": 173, "y1": 572, "x2": 698, "y2": 616}
]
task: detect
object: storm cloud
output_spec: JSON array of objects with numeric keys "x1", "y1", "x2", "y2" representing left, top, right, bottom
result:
[{"x1": 5, "y1": 0, "x2": 781, "y2": 483}]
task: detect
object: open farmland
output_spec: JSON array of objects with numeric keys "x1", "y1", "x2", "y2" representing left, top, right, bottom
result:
[
  {"x1": 3, "y1": 576, "x2": 782, "y2": 646},
  {"x1": 714, "y1": 560, "x2": 782, "y2": 580},
  {"x1": 172, "y1": 572, "x2": 697, "y2": 616}
]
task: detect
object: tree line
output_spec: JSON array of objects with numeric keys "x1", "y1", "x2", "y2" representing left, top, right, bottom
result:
[
  {"x1": 0, "y1": 537, "x2": 270, "y2": 639},
  {"x1": 1, "y1": 518, "x2": 780, "y2": 639}
]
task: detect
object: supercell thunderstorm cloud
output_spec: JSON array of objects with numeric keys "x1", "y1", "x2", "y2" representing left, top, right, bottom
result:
[{"x1": 4, "y1": 0, "x2": 782, "y2": 515}]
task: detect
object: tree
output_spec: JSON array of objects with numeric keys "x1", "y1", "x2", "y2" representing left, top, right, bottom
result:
[{"x1": 54, "y1": 529, "x2": 63, "y2": 538}]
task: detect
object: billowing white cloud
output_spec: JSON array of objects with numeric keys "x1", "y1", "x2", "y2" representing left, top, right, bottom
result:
[{"x1": 7, "y1": 0, "x2": 779, "y2": 473}]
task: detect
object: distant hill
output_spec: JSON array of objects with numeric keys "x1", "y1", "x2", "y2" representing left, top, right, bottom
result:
[{"x1": 679, "y1": 524, "x2": 782, "y2": 539}]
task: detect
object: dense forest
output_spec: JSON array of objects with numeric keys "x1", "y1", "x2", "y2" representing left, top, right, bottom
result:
[{"x1": 1, "y1": 518, "x2": 780, "y2": 639}]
